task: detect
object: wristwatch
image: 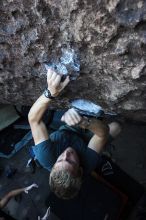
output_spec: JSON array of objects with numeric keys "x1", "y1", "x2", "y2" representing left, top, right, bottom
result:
[{"x1": 43, "y1": 88, "x2": 55, "y2": 99}]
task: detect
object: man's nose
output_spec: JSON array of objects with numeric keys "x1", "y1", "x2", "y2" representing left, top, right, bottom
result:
[{"x1": 64, "y1": 150, "x2": 70, "y2": 160}]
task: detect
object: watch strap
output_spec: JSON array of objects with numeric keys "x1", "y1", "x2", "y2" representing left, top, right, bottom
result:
[{"x1": 43, "y1": 89, "x2": 55, "y2": 99}]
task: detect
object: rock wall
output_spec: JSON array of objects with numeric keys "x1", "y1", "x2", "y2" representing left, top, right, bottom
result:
[{"x1": 0, "y1": 0, "x2": 146, "y2": 122}]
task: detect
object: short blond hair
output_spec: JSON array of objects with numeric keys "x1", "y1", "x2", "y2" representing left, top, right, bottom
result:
[{"x1": 49, "y1": 168, "x2": 82, "y2": 199}]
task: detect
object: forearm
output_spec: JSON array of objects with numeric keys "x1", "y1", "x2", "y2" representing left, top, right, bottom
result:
[
  {"x1": 8, "y1": 188, "x2": 25, "y2": 197},
  {"x1": 28, "y1": 69, "x2": 69, "y2": 125},
  {"x1": 88, "y1": 118, "x2": 109, "y2": 139},
  {"x1": 28, "y1": 94, "x2": 52, "y2": 124},
  {"x1": 0, "y1": 188, "x2": 25, "y2": 209},
  {"x1": 28, "y1": 70, "x2": 69, "y2": 145}
]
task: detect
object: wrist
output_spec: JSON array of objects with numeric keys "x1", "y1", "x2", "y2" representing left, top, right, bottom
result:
[
  {"x1": 79, "y1": 117, "x2": 91, "y2": 129},
  {"x1": 47, "y1": 89, "x2": 58, "y2": 97},
  {"x1": 88, "y1": 118, "x2": 99, "y2": 129},
  {"x1": 44, "y1": 88, "x2": 57, "y2": 99}
]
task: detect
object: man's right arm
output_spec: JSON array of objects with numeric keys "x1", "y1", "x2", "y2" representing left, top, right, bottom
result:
[
  {"x1": 28, "y1": 69, "x2": 70, "y2": 145},
  {"x1": 28, "y1": 95, "x2": 52, "y2": 145}
]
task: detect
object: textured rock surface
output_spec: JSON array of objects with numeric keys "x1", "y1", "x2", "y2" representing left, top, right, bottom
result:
[{"x1": 0, "y1": 0, "x2": 146, "y2": 122}]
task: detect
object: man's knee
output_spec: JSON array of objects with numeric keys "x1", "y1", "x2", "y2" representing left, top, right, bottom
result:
[{"x1": 108, "y1": 122, "x2": 122, "y2": 138}]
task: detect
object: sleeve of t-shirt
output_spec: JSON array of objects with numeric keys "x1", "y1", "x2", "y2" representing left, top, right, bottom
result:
[
  {"x1": 81, "y1": 148, "x2": 103, "y2": 174},
  {"x1": 49, "y1": 130, "x2": 71, "y2": 154},
  {"x1": 32, "y1": 139, "x2": 56, "y2": 172}
]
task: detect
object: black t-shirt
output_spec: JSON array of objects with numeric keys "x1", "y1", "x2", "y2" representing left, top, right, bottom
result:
[
  {"x1": 0, "y1": 209, "x2": 16, "y2": 220},
  {"x1": 32, "y1": 129, "x2": 103, "y2": 174}
]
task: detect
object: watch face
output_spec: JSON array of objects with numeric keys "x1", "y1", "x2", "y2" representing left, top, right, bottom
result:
[
  {"x1": 45, "y1": 90, "x2": 49, "y2": 97},
  {"x1": 44, "y1": 89, "x2": 54, "y2": 99}
]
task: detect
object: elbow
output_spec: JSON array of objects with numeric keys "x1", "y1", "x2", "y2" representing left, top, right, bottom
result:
[
  {"x1": 28, "y1": 110, "x2": 41, "y2": 125},
  {"x1": 28, "y1": 110, "x2": 36, "y2": 124},
  {"x1": 28, "y1": 111, "x2": 33, "y2": 123}
]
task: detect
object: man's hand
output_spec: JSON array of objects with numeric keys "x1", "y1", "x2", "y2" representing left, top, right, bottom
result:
[
  {"x1": 24, "y1": 183, "x2": 39, "y2": 194},
  {"x1": 61, "y1": 108, "x2": 92, "y2": 128},
  {"x1": 61, "y1": 108, "x2": 82, "y2": 126},
  {"x1": 47, "y1": 69, "x2": 70, "y2": 97}
]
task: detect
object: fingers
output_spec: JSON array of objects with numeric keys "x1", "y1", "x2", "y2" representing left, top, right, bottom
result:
[
  {"x1": 47, "y1": 69, "x2": 70, "y2": 96},
  {"x1": 71, "y1": 108, "x2": 81, "y2": 122},
  {"x1": 25, "y1": 183, "x2": 38, "y2": 193},
  {"x1": 31, "y1": 183, "x2": 39, "y2": 188},
  {"x1": 61, "y1": 108, "x2": 82, "y2": 126},
  {"x1": 50, "y1": 71, "x2": 58, "y2": 82},
  {"x1": 62, "y1": 108, "x2": 81, "y2": 123},
  {"x1": 47, "y1": 68, "x2": 54, "y2": 81},
  {"x1": 66, "y1": 112, "x2": 75, "y2": 125},
  {"x1": 53, "y1": 75, "x2": 61, "y2": 87},
  {"x1": 47, "y1": 70, "x2": 61, "y2": 86}
]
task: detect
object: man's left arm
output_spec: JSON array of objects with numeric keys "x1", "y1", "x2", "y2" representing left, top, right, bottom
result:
[
  {"x1": 86, "y1": 118, "x2": 109, "y2": 153},
  {"x1": 61, "y1": 108, "x2": 109, "y2": 153}
]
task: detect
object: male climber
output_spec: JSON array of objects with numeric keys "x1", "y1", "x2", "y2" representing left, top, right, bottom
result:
[{"x1": 28, "y1": 69, "x2": 121, "y2": 199}]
